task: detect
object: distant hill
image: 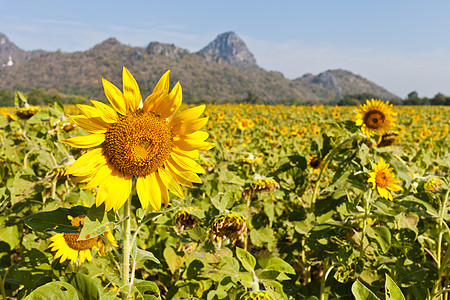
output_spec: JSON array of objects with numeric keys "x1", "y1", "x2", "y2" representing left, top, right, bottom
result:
[{"x1": 0, "y1": 31, "x2": 399, "y2": 103}]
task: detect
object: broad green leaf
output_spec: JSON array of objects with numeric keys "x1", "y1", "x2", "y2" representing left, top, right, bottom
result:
[
  {"x1": 23, "y1": 206, "x2": 89, "y2": 233},
  {"x1": 24, "y1": 281, "x2": 79, "y2": 300},
  {"x1": 236, "y1": 247, "x2": 256, "y2": 273},
  {"x1": 0, "y1": 222, "x2": 20, "y2": 249},
  {"x1": 250, "y1": 227, "x2": 276, "y2": 251},
  {"x1": 63, "y1": 273, "x2": 101, "y2": 300},
  {"x1": 265, "y1": 257, "x2": 295, "y2": 274},
  {"x1": 367, "y1": 226, "x2": 391, "y2": 253},
  {"x1": 132, "y1": 247, "x2": 160, "y2": 264},
  {"x1": 163, "y1": 247, "x2": 186, "y2": 274},
  {"x1": 385, "y1": 274, "x2": 406, "y2": 300},
  {"x1": 78, "y1": 203, "x2": 116, "y2": 240},
  {"x1": 134, "y1": 280, "x2": 161, "y2": 300},
  {"x1": 351, "y1": 279, "x2": 380, "y2": 300}
]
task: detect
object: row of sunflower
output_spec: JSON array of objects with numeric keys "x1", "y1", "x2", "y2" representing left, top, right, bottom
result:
[{"x1": 0, "y1": 67, "x2": 448, "y2": 299}]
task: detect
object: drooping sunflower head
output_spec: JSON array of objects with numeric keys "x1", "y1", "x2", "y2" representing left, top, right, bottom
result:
[
  {"x1": 63, "y1": 67, "x2": 214, "y2": 212},
  {"x1": 48, "y1": 215, "x2": 117, "y2": 264},
  {"x1": 367, "y1": 157, "x2": 403, "y2": 201},
  {"x1": 377, "y1": 132, "x2": 398, "y2": 148},
  {"x1": 354, "y1": 99, "x2": 397, "y2": 138},
  {"x1": 210, "y1": 212, "x2": 247, "y2": 247}
]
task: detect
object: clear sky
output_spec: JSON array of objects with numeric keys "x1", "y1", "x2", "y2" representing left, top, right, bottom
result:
[{"x1": 1, "y1": 0, "x2": 450, "y2": 98}]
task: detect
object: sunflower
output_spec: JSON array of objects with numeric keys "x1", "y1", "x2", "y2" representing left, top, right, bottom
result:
[
  {"x1": 367, "y1": 158, "x2": 403, "y2": 201},
  {"x1": 48, "y1": 215, "x2": 117, "y2": 263},
  {"x1": 63, "y1": 67, "x2": 213, "y2": 212},
  {"x1": 354, "y1": 99, "x2": 397, "y2": 138}
]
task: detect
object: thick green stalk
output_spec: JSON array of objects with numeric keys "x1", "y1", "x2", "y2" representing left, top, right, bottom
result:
[
  {"x1": 359, "y1": 188, "x2": 372, "y2": 260},
  {"x1": 122, "y1": 194, "x2": 132, "y2": 290},
  {"x1": 432, "y1": 189, "x2": 449, "y2": 298},
  {"x1": 311, "y1": 136, "x2": 355, "y2": 213}
]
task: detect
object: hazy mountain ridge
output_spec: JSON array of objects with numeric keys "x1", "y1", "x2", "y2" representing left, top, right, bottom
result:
[{"x1": 0, "y1": 31, "x2": 399, "y2": 103}]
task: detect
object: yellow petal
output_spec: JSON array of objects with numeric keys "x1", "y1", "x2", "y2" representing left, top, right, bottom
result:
[
  {"x1": 171, "y1": 117, "x2": 208, "y2": 135},
  {"x1": 155, "y1": 172, "x2": 169, "y2": 207},
  {"x1": 82, "y1": 164, "x2": 114, "y2": 190},
  {"x1": 63, "y1": 134, "x2": 105, "y2": 148},
  {"x1": 174, "y1": 138, "x2": 215, "y2": 151},
  {"x1": 91, "y1": 100, "x2": 119, "y2": 123},
  {"x1": 143, "y1": 92, "x2": 167, "y2": 113},
  {"x1": 158, "y1": 168, "x2": 185, "y2": 199},
  {"x1": 153, "y1": 82, "x2": 182, "y2": 119},
  {"x1": 136, "y1": 174, "x2": 163, "y2": 211},
  {"x1": 102, "y1": 78, "x2": 127, "y2": 115},
  {"x1": 171, "y1": 151, "x2": 205, "y2": 174},
  {"x1": 65, "y1": 148, "x2": 103, "y2": 175},
  {"x1": 96, "y1": 170, "x2": 132, "y2": 212},
  {"x1": 169, "y1": 105, "x2": 206, "y2": 126},
  {"x1": 122, "y1": 67, "x2": 141, "y2": 113},
  {"x1": 70, "y1": 115, "x2": 108, "y2": 133},
  {"x1": 166, "y1": 158, "x2": 202, "y2": 184},
  {"x1": 153, "y1": 70, "x2": 170, "y2": 94},
  {"x1": 172, "y1": 147, "x2": 199, "y2": 160}
]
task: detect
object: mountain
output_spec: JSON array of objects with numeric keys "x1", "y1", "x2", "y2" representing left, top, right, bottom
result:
[{"x1": 0, "y1": 32, "x2": 399, "y2": 103}]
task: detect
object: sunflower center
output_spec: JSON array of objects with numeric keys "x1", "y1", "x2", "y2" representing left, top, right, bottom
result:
[
  {"x1": 363, "y1": 110, "x2": 385, "y2": 129},
  {"x1": 63, "y1": 233, "x2": 99, "y2": 250},
  {"x1": 375, "y1": 171, "x2": 388, "y2": 188},
  {"x1": 103, "y1": 109, "x2": 173, "y2": 176}
]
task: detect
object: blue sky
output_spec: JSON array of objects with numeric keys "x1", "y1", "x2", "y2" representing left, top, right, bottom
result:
[{"x1": 1, "y1": 0, "x2": 450, "y2": 98}]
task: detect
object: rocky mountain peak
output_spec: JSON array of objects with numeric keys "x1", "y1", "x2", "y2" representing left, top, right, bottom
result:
[
  {"x1": 198, "y1": 31, "x2": 256, "y2": 67},
  {"x1": 316, "y1": 70, "x2": 342, "y2": 93},
  {"x1": 0, "y1": 33, "x2": 27, "y2": 67},
  {"x1": 146, "y1": 42, "x2": 188, "y2": 59}
]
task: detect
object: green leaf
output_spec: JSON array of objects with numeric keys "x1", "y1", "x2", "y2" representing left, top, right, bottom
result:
[
  {"x1": 236, "y1": 247, "x2": 256, "y2": 273},
  {"x1": 132, "y1": 247, "x2": 160, "y2": 264},
  {"x1": 0, "y1": 222, "x2": 20, "y2": 249},
  {"x1": 134, "y1": 280, "x2": 161, "y2": 300},
  {"x1": 385, "y1": 274, "x2": 405, "y2": 300},
  {"x1": 78, "y1": 203, "x2": 116, "y2": 240},
  {"x1": 351, "y1": 279, "x2": 380, "y2": 300},
  {"x1": 211, "y1": 189, "x2": 235, "y2": 212},
  {"x1": 24, "y1": 281, "x2": 79, "y2": 300},
  {"x1": 250, "y1": 227, "x2": 276, "y2": 251},
  {"x1": 23, "y1": 206, "x2": 89, "y2": 233},
  {"x1": 163, "y1": 247, "x2": 186, "y2": 274},
  {"x1": 367, "y1": 226, "x2": 391, "y2": 253},
  {"x1": 265, "y1": 257, "x2": 295, "y2": 274},
  {"x1": 63, "y1": 273, "x2": 101, "y2": 300}
]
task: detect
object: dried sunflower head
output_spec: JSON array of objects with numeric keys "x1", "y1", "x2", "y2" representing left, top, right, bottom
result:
[{"x1": 210, "y1": 212, "x2": 247, "y2": 247}]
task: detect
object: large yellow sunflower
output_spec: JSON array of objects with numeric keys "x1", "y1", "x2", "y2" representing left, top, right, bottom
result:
[
  {"x1": 48, "y1": 215, "x2": 118, "y2": 263},
  {"x1": 367, "y1": 158, "x2": 403, "y2": 201},
  {"x1": 63, "y1": 67, "x2": 213, "y2": 212},
  {"x1": 354, "y1": 99, "x2": 397, "y2": 138}
]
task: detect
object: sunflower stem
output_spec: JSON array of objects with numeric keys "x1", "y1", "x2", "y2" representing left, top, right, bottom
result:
[
  {"x1": 311, "y1": 136, "x2": 355, "y2": 214},
  {"x1": 122, "y1": 193, "x2": 132, "y2": 296},
  {"x1": 431, "y1": 189, "x2": 449, "y2": 298},
  {"x1": 359, "y1": 188, "x2": 372, "y2": 260}
]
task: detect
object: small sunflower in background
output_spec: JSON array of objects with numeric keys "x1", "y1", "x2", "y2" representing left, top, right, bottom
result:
[
  {"x1": 308, "y1": 155, "x2": 323, "y2": 174},
  {"x1": 63, "y1": 67, "x2": 213, "y2": 212},
  {"x1": 48, "y1": 215, "x2": 117, "y2": 263},
  {"x1": 354, "y1": 99, "x2": 397, "y2": 138},
  {"x1": 367, "y1": 158, "x2": 403, "y2": 201}
]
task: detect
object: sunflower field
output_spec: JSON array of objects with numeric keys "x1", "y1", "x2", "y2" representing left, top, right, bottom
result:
[{"x1": 0, "y1": 68, "x2": 449, "y2": 300}]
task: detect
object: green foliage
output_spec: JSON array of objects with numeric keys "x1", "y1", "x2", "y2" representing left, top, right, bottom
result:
[{"x1": 0, "y1": 101, "x2": 448, "y2": 299}]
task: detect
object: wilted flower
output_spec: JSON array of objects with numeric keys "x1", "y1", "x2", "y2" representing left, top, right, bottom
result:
[
  {"x1": 240, "y1": 291, "x2": 276, "y2": 300},
  {"x1": 377, "y1": 132, "x2": 398, "y2": 147},
  {"x1": 175, "y1": 207, "x2": 199, "y2": 231},
  {"x1": 210, "y1": 212, "x2": 247, "y2": 247}
]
